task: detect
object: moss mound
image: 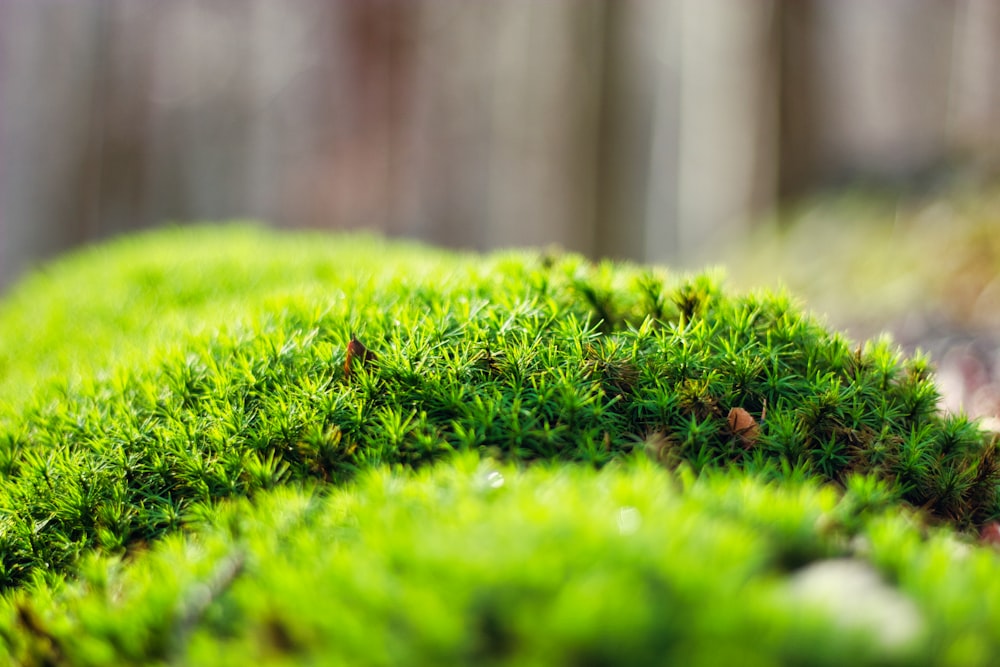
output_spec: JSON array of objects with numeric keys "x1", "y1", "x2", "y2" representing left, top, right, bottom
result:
[
  {"x1": 0, "y1": 225, "x2": 997, "y2": 595},
  {"x1": 3, "y1": 224, "x2": 1000, "y2": 665},
  {"x1": 7, "y1": 455, "x2": 992, "y2": 667}
]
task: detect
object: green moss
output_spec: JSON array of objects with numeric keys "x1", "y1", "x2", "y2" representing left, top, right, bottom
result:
[
  {"x1": 0, "y1": 456, "x2": 979, "y2": 666},
  {"x1": 0, "y1": 224, "x2": 996, "y2": 595}
]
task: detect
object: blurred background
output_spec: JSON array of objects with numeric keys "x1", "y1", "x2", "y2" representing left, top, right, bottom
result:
[{"x1": 4, "y1": 0, "x2": 1000, "y2": 414}]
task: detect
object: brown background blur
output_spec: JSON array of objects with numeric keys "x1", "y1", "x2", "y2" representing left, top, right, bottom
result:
[{"x1": 3, "y1": 0, "x2": 1000, "y2": 291}]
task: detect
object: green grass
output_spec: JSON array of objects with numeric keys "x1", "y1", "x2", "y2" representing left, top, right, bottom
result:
[{"x1": 0, "y1": 223, "x2": 999, "y2": 664}]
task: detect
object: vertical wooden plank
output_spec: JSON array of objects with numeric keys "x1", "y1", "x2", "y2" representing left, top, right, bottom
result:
[
  {"x1": 143, "y1": 1, "x2": 259, "y2": 225},
  {"x1": 641, "y1": 0, "x2": 682, "y2": 264},
  {"x1": 482, "y1": 1, "x2": 606, "y2": 254},
  {"x1": 0, "y1": 0, "x2": 12, "y2": 286},
  {"x1": 949, "y1": 0, "x2": 1000, "y2": 165},
  {"x1": 609, "y1": 0, "x2": 778, "y2": 265},
  {"x1": 0, "y1": 1, "x2": 107, "y2": 280},
  {"x1": 241, "y1": 0, "x2": 332, "y2": 229},
  {"x1": 593, "y1": 0, "x2": 661, "y2": 261},
  {"x1": 286, "y1": 0, "x2": 418, "y2": 232},
  {"x1": 673, "y1": 0, "x2": 777, "y2": 265},
  {"x1": 807, "y1": 0, "x2": 955, "y2": 184},
  {"x1": 82, "y1": 1, "x2": 160, "y2": 238},
  {"x1": 775, "y1": 0, "x2": 821, "y2": 201},
  {"x1": 388, "y1": 2, "x2": 494, "y2": 248},
  {"x1": 399, "y1": 1, "x2": 606, "y2": 254}
]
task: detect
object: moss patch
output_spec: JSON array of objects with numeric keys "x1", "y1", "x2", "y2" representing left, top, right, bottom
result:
[
  {"x1": 1, "y1": 224, "x2": 999, "y2": 664},
  {"x1": 6, "y1": 455, "x2": 998, "y2": 667},
  {"x1": 0, "y1": 224, "x2": 997, "y2": 592}
]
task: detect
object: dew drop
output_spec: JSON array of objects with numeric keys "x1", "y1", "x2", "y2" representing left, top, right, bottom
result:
[
  {"x1": 617, "y1": 506, "x2": 641, "y2": 535},
  {"x1": 485, "y1": 471, "x2": 505, "y2": 489}
]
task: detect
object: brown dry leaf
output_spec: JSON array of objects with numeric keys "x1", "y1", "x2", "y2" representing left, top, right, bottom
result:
[
  {"x1": 343, "y1": 333, "x2": 378, "y2": 379},
  {"x1": 727, "y1": 407, "x2": 759, "y2": 446}
]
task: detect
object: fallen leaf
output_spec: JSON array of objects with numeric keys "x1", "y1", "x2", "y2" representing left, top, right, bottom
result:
[
  {"x1": 344, "y1": 333, "x2": 377, "y2": 379},
  {"x1": 728, "y1": 406, "x2": 759, "y2": 446}
]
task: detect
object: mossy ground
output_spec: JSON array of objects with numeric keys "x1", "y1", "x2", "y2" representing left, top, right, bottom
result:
[
  {"x1": 1, "y1": 224, "x2": 999, "y2": 665},
  {"x1": 7, "y1": 455, "x2": 996, "y2": 667}
]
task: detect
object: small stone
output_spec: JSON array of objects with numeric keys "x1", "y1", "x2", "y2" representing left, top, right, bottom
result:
[
  {"x1": 786, "y1": 558, "x2": 924, "y2": 650},
  {"x1": 980, "y1": 522, "x2": 1000, "y2": 547}
]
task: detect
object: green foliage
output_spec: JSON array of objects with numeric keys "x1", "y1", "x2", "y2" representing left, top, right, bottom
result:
[
  {"x1": 0, "y1": 225, "x2": 997, "y2": 595},
  {"x1": 8, "y1": 455, "x2": 1000, "y2": 667}
]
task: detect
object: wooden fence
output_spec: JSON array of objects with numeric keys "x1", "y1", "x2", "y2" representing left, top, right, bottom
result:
[{"x1": 2, "y1": 0, "x2": 999, "y2": 290}]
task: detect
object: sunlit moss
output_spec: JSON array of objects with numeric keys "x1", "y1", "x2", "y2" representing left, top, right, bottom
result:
[
  {"x1": 0, "y1": 224, "x2": 998, "y2": 664},
  {"x1": 0, "y1": 224, "x2": 996, "y2": 593}
]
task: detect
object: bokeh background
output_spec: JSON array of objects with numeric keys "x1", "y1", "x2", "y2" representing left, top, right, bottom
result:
[{"x1": 3, "y1": 0, "x2": 1000, "y2": 415}]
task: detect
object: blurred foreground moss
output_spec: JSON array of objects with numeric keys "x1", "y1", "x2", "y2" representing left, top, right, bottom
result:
[{"x1": 6, "y1": 455, "x2": 1000, "y2": 667}]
